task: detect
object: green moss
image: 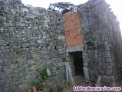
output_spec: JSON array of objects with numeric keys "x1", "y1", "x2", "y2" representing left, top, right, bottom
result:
[{"x1": 69, "y1": 54, "x2": 74, "y2": 62}]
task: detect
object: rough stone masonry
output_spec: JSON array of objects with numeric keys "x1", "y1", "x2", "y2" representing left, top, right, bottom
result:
[{"x1": 0, "y1": 0, "x2": 121, "y2": 91}]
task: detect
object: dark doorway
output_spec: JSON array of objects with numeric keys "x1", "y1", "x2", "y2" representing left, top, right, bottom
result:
[{"x1": 69, "y1": 51, "x2": 84, "y2": 76}]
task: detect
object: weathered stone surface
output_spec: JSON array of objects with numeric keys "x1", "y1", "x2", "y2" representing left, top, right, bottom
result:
[
  {"x1": 0, "y1": 0, "x2": 121, "y2": 91},
  {"x1": 66, "y1": 44, "x2": 84, "y2": 52},
  {"x1": 0, "y1": 0, "x2": 65, "y2": 91},
  {"x1": 78, "y1": 0, "x2": 121, "y2": 86}
]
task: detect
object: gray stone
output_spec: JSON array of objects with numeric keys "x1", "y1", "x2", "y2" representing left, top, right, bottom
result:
[
  {"x1": 83, "y1": 67, "x2": 90, "y2": 82},
  {"x1": 0, "y1": 0, "x2": 121, "y2": 91},
  {"x1": 105, "y1": 70, "x2": 113, "y2": 76},
  {"x1": 83, "y1": 62, "x2": 88, "y2": 67},
  {"x1": 66, "y1": 44, "x2": 84, "y2": 52},
  {"x1": 0, "y1": 66, "x2": 3, "y2": 71},
  {"x1": 22, "y1": 8, "x2": 28, "y2": 12},
  {"x1": 18, "y1": 85, "x2": 25, "y2": 91},
  {"x1": 58, "y1": 35, "x2": 65, "y2": 40}
]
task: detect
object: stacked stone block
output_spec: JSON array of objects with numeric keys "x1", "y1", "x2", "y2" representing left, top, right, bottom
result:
[
  {"x1": 0, "y1": 0, "x2": 66, "y2": 91},
  {"x1": 0, "y1": 0, "x2": 121, "y2": 91},
  {"x1": 78, "y1": 0, "x2": 121, "y2": 86}
]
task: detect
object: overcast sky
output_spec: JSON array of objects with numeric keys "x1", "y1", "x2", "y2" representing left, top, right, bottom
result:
[{"x1": 21, "y1": 0, "x2": 122, "y2": 34}]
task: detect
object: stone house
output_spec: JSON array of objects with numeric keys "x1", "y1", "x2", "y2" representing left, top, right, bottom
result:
[{"x1": 0, "y1": 0, "x2": 121, "y2": 91}]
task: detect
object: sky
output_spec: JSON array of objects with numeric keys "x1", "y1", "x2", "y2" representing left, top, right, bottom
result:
[{"x1": 21, "y1": 0, "x2": 122, "y2": 34}]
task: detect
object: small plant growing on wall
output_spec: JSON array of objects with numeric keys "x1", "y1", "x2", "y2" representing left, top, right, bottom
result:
[
  {"x1": 29, "y1": 66, "x2": 48, "y2": 91},
  {"x1": 29, "y1": 80, "x2": 43, "y2": 91}
]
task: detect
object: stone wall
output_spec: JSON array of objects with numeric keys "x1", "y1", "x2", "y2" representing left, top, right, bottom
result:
[
  {"x1": 78, "y1": 0, "x2": 121, "y2": 86},
  {"x1": 0, "y1": 0, "x2": 121, "y2": 91},
  {"x1": 0, "y1": 0, "x2": 66, "y2": 91}
]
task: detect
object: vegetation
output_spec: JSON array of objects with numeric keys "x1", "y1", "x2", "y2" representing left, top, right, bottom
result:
[
  {"x1": 29, "y1": 66, "x2": 48, "y2": 91},
  {"x1": 29, "y1": 80, "x2": 43, "y2": 91}
]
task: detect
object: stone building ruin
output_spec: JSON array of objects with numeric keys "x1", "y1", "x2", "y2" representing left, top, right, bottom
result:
[{"x1": 0, "y1": 0, "x2": 122, "y2": 91}]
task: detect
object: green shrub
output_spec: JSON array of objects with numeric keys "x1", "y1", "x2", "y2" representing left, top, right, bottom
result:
[
  {"x1": 29, "y1": 80, "x2": 43, "y2": 91},
  {"x1": 29, "y1": 66, "x2": 48, "y2": 91},
  {"x1": 42, "y1": 66, "x2": 48, "y2": 80}
]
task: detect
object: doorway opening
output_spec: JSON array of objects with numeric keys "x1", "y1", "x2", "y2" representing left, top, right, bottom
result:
[{"x1": 69, "y1": 51, "x2": 84, "y2": 76}]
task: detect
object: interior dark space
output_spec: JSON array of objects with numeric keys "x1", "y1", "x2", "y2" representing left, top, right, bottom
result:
[{"x1": 70, "y1": 51, "x2": 84, "y2": 76}]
